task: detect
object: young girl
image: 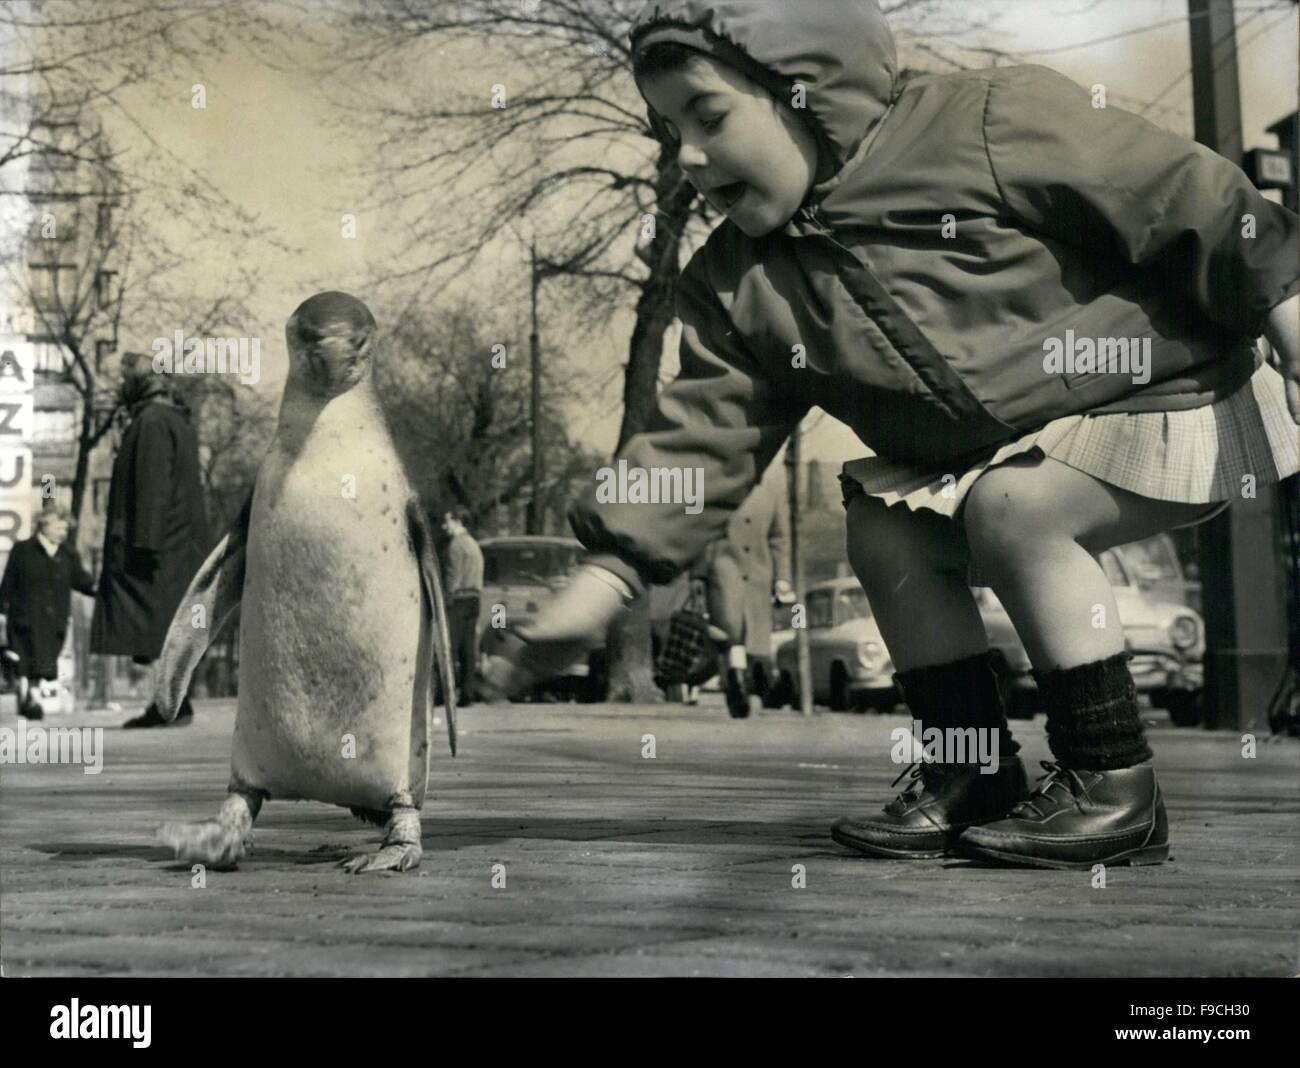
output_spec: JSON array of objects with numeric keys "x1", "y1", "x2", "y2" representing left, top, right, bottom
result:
[{"x1": 483, "y1": 0, "x2": 1299, "y2": 869}]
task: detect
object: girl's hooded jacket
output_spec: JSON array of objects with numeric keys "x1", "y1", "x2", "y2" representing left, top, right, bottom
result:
[{"x1": 570, "y1": 0, "x2": 1299, "y2": 597}]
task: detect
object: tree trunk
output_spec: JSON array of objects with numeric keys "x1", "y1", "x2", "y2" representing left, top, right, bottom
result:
[
  {"x1": 604, "y1": 163, "x2": 697, "y2": 702},
  {"x1": 604, "y1": 594, "x2": 658, "y2": 703},
  {"x1": 70, "y1": 397, "x2": 96, "y2": 534},
  {"x1": 615, "y1": 166, "x2": 696, "y2": 453}
]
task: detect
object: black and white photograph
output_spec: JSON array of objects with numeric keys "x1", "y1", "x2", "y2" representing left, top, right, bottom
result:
[{"x1": 0, "y1": 0, "x2": 1297, "y2": 1009}]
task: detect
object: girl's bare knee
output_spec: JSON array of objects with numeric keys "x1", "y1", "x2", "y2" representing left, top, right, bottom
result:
[{"x1": 963, "y1": 463, "x2": 1060, "y2": 556}]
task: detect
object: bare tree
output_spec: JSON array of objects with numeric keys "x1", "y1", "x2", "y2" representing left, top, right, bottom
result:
[
  {"x1": 0, "y1": 1, "x2": 276, "y2": 178},
  {"x1": 377, "y1": 297, "x2": 604, "y2": 534},
  {"x1": 1, "y1": 111, "x2": 264, "y2": 529},
  {"x1": 1, "y1": 1, "x2": 288, "y2": 532}
]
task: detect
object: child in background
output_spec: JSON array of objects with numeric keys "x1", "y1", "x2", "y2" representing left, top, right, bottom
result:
[{"x1": 484, "y1": 0, "x2": 1299, "y2": 869}]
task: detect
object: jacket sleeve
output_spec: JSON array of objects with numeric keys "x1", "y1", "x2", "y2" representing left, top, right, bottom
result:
[
  {"x1": 127, "y1": 411, "x2": 175, "y2": 552},
  {"x1": 983, "y1": 65, "x2": 1299, "y2": 338},
  {"x1": 0, "y1": 545, "x2": 15, "y2": 617},
  {"x1": 569, "y1": 249, "x2": 809, "y2": 598},
  {"x1": 66, "y1": 548, "x2": 96, "y2": 596}
]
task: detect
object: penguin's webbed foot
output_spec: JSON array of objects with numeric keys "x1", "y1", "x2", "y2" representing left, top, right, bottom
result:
[
  {"x1": 156, "y1": 791, "x2": 260, "y2": 870},
  {"x1": 340, "y1": 806, "x2": 421, "y2": 874},
  {"x1": 339, "y1": 841, "x2": 422, "y2": 873},
  {"x1": 157, "y1": 819, "x2": 249, "y2": 869}
]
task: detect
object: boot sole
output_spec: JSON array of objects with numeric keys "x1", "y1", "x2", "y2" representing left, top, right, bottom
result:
[
  {"x1": 830, "y1": 824, "x2": 955, "y2": 860},
  {"x1": 957, "y1": 838, "x2": 1168, "y2": 870}
]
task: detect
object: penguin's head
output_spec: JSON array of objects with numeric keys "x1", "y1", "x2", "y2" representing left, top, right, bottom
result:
[{"x1": 285, "y1": 291, "x2": 377, "y2": 395}]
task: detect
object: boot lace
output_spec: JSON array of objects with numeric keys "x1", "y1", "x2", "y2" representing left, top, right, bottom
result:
[
  {"x1": 886, "y1": 760, "x2": 963, "y2": 810},
  {"x1": 1011, "y1": 760, "x2": 1087, "y2": 818}
]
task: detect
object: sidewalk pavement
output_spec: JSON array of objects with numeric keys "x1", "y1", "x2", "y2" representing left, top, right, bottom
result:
[{"x1": 1, "y1": 696, "x2": 1296, "y2": 976}]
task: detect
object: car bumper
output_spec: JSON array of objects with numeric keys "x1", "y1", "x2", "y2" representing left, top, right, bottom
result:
[
  {"x1": 1129, "y1": 650, "x2": 1201, "y2": 693},
  {"x1": 846, "y1": 665, "x2": 897, "y2": 695}
]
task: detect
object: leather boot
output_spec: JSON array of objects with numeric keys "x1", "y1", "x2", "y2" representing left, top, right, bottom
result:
[
  {"x1": 832, "y1": 650, "x2": 1025, "y2": 857},
  {"x1": 832, "y1": 758, "x2": 1028, "y2": 858},
  {"x1": 123, "y1": 696, "x2": 194, "y2": 729},
  {"x1": 956, "y1": 761, "x2": 1168, "y2": 869}
]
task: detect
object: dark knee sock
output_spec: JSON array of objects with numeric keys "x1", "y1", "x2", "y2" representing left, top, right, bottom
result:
[
  {"x1": 893, "y1": 650, "x2": 1020, "y2": 758},
  {"x1": 1034, "y1": 651, "x2": 1152, "y2": 770}
]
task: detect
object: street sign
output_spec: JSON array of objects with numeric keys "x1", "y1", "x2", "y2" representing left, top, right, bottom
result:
[
  {"x1": 0, "y1": 337, "x2": 36, "y2": 559},
  {"x1": 1244, "y1": 147, "x2": 1295, "y2": 190}
]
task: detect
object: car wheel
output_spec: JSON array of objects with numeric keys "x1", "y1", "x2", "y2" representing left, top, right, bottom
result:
[
  {"x1": 1165, "y1": 690, "x2": 1202, "y2": 728},
  {"x1": 856, "y1": 687, "x2": 900, "y2": 714},
  {"x1": 829, "y1": 663, "x2": 850, "y2": 712}
]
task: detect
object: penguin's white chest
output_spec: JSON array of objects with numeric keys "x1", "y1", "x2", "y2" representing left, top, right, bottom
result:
[{"x1": 232, "y1": 408, "x2": 429, "y2": 809}]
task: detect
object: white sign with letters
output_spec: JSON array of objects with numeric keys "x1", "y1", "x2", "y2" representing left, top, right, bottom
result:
[{"x1": 0, "y1": 337, "x2": 36, "y2": 556}]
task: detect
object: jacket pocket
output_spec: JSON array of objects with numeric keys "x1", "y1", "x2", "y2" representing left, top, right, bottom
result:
[{"x1": 1062, "y1": 369, "x2": 1121, "y2": 391}]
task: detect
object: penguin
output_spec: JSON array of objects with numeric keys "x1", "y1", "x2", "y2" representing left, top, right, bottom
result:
[{"x1": 149, "y1": 291, "x2": 457, "y2": 874}]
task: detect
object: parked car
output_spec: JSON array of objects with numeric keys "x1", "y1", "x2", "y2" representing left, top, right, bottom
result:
[
  {"x1": 475, "y1": 536, "x2": 607, "y2": 701},
  {"x1": 1102, "y1": 548, "x2": 1204, "y2": 725},
  {"x1": 1109, "y1": 532, "x2": 1201, "y2": 614},
  {"x1": 973, "y1": 587, "x2": 1038, "y2": 720},
  {"x1": 772, "y1": 578, "x2": 899, "y2": 711},
  {"x1": 979, "y1": 535, "x2": 1205, "y2": 724}
]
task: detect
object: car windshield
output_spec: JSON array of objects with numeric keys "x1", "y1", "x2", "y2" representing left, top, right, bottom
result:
[
  {"x1": 483, "y1": 544, "x2": 582, "y2": 586},
  {"x1": 834, "y1": 587, "x2": 871, "y2": 622},
  {"x1": 1112, "y1": 536, "x2": 1182, "y2": 583}
]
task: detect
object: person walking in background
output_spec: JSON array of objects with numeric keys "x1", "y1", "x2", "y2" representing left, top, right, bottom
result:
[
  {"x1": 91, "y1": 360, "x2": 209, "y2": 728},
  {"x1": 442, "y1": 506, "x2": 484, "y2": 706},
  {"x1": 704, "y1": 461, "x2": 794, "y2": 718},
  {"x1": 0, "y1": 506, "x2": 97, "y2": 720}
]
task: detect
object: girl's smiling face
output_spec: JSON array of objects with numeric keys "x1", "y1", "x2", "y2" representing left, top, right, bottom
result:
[{"x1": 638, "y1": 53, "x2": 819, "y2": 238}]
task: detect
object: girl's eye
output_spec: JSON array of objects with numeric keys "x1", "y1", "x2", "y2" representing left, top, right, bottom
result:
[{"x1": 700, "y1": 114, "x2": 724, "y2": 132}]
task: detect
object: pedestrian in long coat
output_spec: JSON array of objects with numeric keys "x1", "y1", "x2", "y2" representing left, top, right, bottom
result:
[
  {"x1": 90, "y1": 368, "x2": 209, "y2": 727},
  {"x1": 704, "y1": 459, "x2": 793, "y2": 716},
  {"x1": 0, "y1": 507, "x2": 96, "y2": 718}
]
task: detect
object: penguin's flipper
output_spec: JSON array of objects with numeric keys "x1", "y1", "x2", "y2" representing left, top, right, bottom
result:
[
  {"x1": 151, "y1": 493, "x2": 253, "y2": 721},
  {"x1": 407, "y1": 502, "x2": 458, "y2": 756}
]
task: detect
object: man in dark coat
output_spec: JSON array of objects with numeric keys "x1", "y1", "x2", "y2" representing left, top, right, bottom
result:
[
  {"x1": 90, "y1": 365, "x2": 209, "y2": 727},
  {"x1": 0, "y1": 507, "x2": 97, "y2": 719}
]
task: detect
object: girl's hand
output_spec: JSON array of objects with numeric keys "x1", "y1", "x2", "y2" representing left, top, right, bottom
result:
[
  {"x1": 1264, "y1": 294, "x2": 1300, "y2": 424},
  {"x1": 479, "y1": 565, "x2": 630, "y2": 699}
]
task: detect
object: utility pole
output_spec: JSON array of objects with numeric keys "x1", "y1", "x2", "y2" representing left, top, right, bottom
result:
[
  {"x1": 785, "y1": 426, "x2": 813, "y2": 716},
  {"x1": 528, "y1": 242, "x2": 543, "y2": 535},
  {"x1": 1187, "y1": 0, "x2": 1291, "y2": 732}
]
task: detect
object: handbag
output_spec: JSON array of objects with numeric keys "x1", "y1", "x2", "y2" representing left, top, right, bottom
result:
[
  {"x1": 655, "y1": 577, "x2": 720, "y2": 686},
  {"x1": 656, "y1": 609, "x2": 713, "y2": 685}
]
